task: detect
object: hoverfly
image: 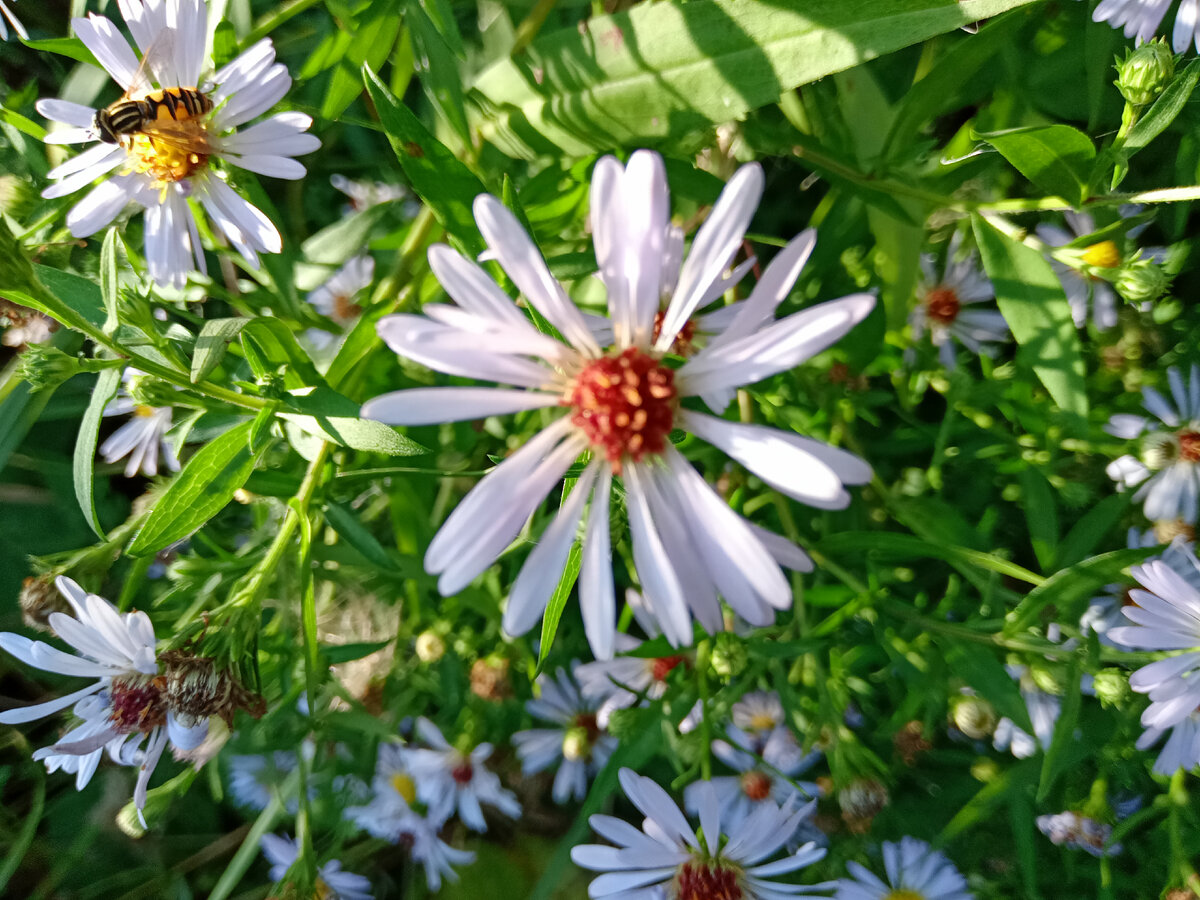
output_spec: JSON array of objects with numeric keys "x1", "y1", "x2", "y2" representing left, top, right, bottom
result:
[{"x1": 92, "y1": 32, "x2": 215, "y2": 162}]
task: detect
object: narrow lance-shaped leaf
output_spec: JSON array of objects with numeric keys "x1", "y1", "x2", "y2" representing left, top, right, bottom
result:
[
  {"x1": 973, "y1": 215, "x2": 1089, "y2": 435},
  {"x1": 471, "y1": 0, "x2": 1042, "y2": 158},
  {"x1": 978, "y1": 124, "x2": 1096, "y2": 206},
  {"x1": 75, "y1": 367, "x2": 124, "y2": 539}
]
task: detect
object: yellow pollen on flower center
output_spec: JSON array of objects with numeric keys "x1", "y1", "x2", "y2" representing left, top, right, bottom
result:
[
  {"x1": 125, "y1": 130, "x2": 209, "y2": 185},
  {"x1": 1081, "y1": 240, "x2": 1121, "y2": 268},
  {"x1": 390, "y1": 772, "x2": 417, "y2": 805},
  {"x1": 134, "y1": 405, "x2": 157, "y2": 417},
  {"x1": 883, "y1": 891, "x2": 926, "y2": 900},
  {"x1": 748, "y1": 713, "x2": 777, "y2": 731}
]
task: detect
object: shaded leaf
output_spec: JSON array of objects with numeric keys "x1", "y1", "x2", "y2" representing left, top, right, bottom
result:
[
  {"x1": 74, "y1": 368, "x2": 123, "y2": 539},
  {"x1": 979, "y1": 124, "x2": 1095, "y2": 205}
]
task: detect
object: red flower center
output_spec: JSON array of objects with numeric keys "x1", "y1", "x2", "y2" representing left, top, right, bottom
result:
[
  {"x1": 574, "y1": 712, "x2": 602, "y2": 744},
  {"x1": 1179, "y1": 430, "x2": 1200, "y2": 462},
  {"x1": 739, "y1": 771, "x2": 772, "y2": 801},
  {"x1": 451, "y1": 761, "x2": 474, "y2": 785},
  {"x1": 109, "y1": 677, "x2": 168, "y2": 734},
  {"x1": 332, "y1": 293, "x2": 362, "y2": 323},
  {"x1": 651, "y1": 655, "x2": 687, "y2": 682},
  {"x1": 925, "y1": 285, "x2": 961, "y2": 324},
  {"x1": 676, "y1": 861, "x2": 743, "y2": 900},
  {"x1": 651, "y1": 311, "x2": 699, "y2": 357},
  {"x1": 565, "y1": 348, "x2": 677, "y2": 471}
]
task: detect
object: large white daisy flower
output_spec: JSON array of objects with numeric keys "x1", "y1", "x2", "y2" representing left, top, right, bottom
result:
[
  {"x1": 1106, "y1": 365, "x2": 1200, "y2": 524},
  {"x1": 910, "y1": 231, "x2": 1008, "y2": 369},
  {"x1": 362, "y1": 150, "x2": 873, "y2": 660},
  {"x1": 0, "y1": 577, "x2": 208, "y2": 817},
  {"x1": 343, "y1": 743, "x2": 476, "y2": 891},
  {"x1": 36, "y1": 0, "x2": 319, "y2": 287},
  {"x1": 834, "y1": 836, "x2": 972, "y2": 900},
  {"x1": 402, "y1": 717, "x2": 521, "y2": 832},
  {"x1": 1089, "y1": 0, "x2": 1200, "y2": 53},
  {"x1": 572, "y1": 767, "x2": 830, "y2": 899},
  {"x1": 513, "y1": 665, "x2": 617, "y2": 804},
  {"x1": 0, "y1": 0, "x2": 26, "y2": 41},
  {"x1": 260, "y1": 833, "x2": 373, "y2": 900}
]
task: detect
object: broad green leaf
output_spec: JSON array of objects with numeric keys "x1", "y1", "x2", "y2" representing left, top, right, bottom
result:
[
  {"x1": 29, "y1": 265, "x2": 106, "y2": 332},
  {"x1": 0, "y1": 107, "x2": 46, "y2": 141},
  {"x1": 240, "y1": 319, "x2": 322, "y2": 389},
  {"x1": 74, "y1": 368, "x2": 123, "y2": 539},
  {"x1": 536, "y1": 541, "x2": 582, "y2": 677},
  {"x1": 979, "y1": 124, "x2": 1095, "y2": 205},
  {"x1": 941, "y1": 641, "x2": 1033, "y2": 734},
  {"x1": 1003, "y1": 546, "x2": 1157, "y2": 636},
  {"x1": 321, "y1": 640, "x2": 393, "y2": 664},
  {"x1": 1018, "y1": 468, "x2": 1058, "y2": 573},
  {"x1": 973, "y1": 216, "x2": 1089, "y2": 435},
  {"x1": 127, "y1": 421, "x2": 258, "y2": 556},
  {"x1": 18, "y1": 36, "x2": 99, "y2": 67},
  {"x1": 325, "y1": 501, "x2": 408, "y2": 572},
  {"x1": 191, "y1": 318, "x2": 250, "y2": 383},
  {"x1": 363, "y1": 65, "x2": 487, "y2": 256},
  {"x1": 321, "y1": 0, "x2": 403, "y2": 119},
  {"x1": 407, "y1": 0, "x2": 471, "y2": 145},
  {"x1": 471, "y1": 0, "x2": 1040, "y2": 158},
  {"x1": 278, "y1": 386, "x2": 427, "y2": 455}
]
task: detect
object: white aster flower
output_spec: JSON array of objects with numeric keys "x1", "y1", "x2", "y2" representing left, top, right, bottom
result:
[
  {"x1": 1082, "y1": 532, "x2": 1199, "y2": 645},
  {"x1": 344, "y1": 742, "x2": 476, "y2": 891},
  {"x1": 36, "y1": 0, "x2": 319, "y2": 287},
  {"x1": 0, "y1": 577, "x2": 207, "y2": 818},
  {"x1": 403, "y1": 717, "x2": 521, "y2": 832},
  {"x1": 1108, "y1": 556, "x2": 1200, "y2": 770},
  {"x1": 684, "y1": 725, "x2": 822, "y2": 833},
  {"x1": 730, "y1": 690, "x2": 790, "y2": 754},
  {"x1": 910, "y1": 231, "x2": 1008, "y2": 368},
  {"x1": 227, "y1": 750, "x2": 298, "y2": 811},
  {"x1": 1037, "y1": 212, "x2": 1123, "y2": 331},
  {"x1": 572, "y1": 767, "x2": 830, "y2": 899},
  {"x1": 331, "y1": 173, "x2": 411, "y2": 213},
  {"x1": 992, "y1": 666, "x2": 1060, "y2": 759},
  {"x1": 1036, "y1": 811, "x2": 1122, "y2": 857},
  {"x1": 513, "y1": 665, "x2": 617, "y2": 804},
  {"x1": 1090, "y1": 0, "x2": 1200, "y2": 52},
  {"x1": 0, "y1": 0, "x2": 26, "y2": 40},
  {"x1": 575, "y1": 631, "x2": 689, "y2": 728},
  {"x1": 363, "y1": 150, "x2": 872, "y2": 660},
  {"x1": 260, "y1": 833, "x2": 373, "y2": 900},
  {"x1": 306, "y1": 255, "x2": 374, "y2": 349},
  {"x1": 1106, "y1": 365, "x2": 1200, "y2": 524},
  {"x1": 101, "y1": 381, "x2": 180, "y2": 478},
  {"x1": 834, "y1": 836, "x2": 972, "y2": 900}
]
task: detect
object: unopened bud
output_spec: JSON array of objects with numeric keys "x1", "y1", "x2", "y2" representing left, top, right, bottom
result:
[
  {"x1": 125, "y1": 374, "x2": 179, "y2": 410},
  {"x1": 1029, "y1": 663, "x2": 1066, "y2": 695},
  {"x1": 951, "y1": 695, "x2": 997, "y2": 740},
  {"x1": 1115, "y1": 257, "x2": 1171, "y2": 305},
  {"x1": 1091, "y1": 669, "x2": 1130, "y2": 708},
  {"x1": 604, "y1": 707, "x2": 640, "y2": 740},
  {"x1": 19, "y1": 575, "x2": 68, "y2": 632},
  {"x1": 415, "y1": 630, "x2": 446, "y2": 663},
  {"x1": 1115, "y1": 39, "x2": 1176, "y2": 106},
  {"x1": 709, "y1": 632, "x2": 747, "y2": 680},
  {"x1": 16, "y1": 344, "x2": 82, "y2": 392}
]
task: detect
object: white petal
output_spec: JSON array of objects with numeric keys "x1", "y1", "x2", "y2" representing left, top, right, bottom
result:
[
  {"x1": 362, "y1": 387, "x2": 560, "y2": 425},
  {"x1": 36, "y1": 98, "x2": 98, "y2": 128}
]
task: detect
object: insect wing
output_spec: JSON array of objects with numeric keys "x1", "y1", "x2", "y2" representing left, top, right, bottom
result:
[
  {"x1": 137, "y1": 119, "x2": 214, "y2": 157},
  {"x1": 122, "y1": 29, "x2": 176, "y2": 100}
]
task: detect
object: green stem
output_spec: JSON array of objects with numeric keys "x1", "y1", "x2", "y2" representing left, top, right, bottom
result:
[
  {"x1": 511, "y1": 0, "x2": 558, "y2": 55},
  {"x1": 242, "y1": 0, "x2": 325, "y2": 47},
  {"x1": 695, "y1": 639, "x2": 713, "y2": 782}
]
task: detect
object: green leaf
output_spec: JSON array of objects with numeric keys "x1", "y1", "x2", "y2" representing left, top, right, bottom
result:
[
  {"x1": 407, "y1": 0, "x2": 471, "y2": 145},
  {"x1": 363, "y1": 65, "x2": 487, "y2": 256},
  {"x1": 1055, "y1": 493, "x2": 1129, "y2": 569},
  {"x1": 978, "y1": 124, "x2": 1096, "y2": 205},
  {"x1": 941, "y1": 641, "x2": 1032, "y2": 734},
  {"x1": 1018, "y1": 468, "x2": 1058, "y2": 573},
  {"x1": 325, "y1": 502, "x2": 409, "y2": 572},
  {"x1": 470, "y1": 0, "x2": 1040, "y2": 158},
  {"x1": 536, "y1": 541, "x2": 582, "y2": 677},
  {"x1": 240, "y1": 319, "x2": 322, "y2": 390},
  {"x1": 74, "y1": 368, "x2": 123, "y2": 539},
  {"x1": 321, "y1": 639, "x2": 392, "y2": 664},
  {"x1": 1037, "y1": 659, "x2": 1083, "y2": 802},
  {"x1": 18, "y1": 36, "x2": 99, "y2": 67},
  {"x1": 321, "y1": 0, "x2": 403, "y2": 119},
  {"x1": 99, "y1": 229, "x2": 121, "y2": 335},
  {"x1": 818, "y1": 531, "x2": 1043, "y2": 586},
  {"x1": 0, "y1": 107, "x2": 46, "y2": 142},
  {"x1": 973, "y1": 215, "x2": 1089, "y2": 435},
  {"x1": 300, "y1": 203, "x2": 393, "y2": 265},
  {"x1": 127, "y1": 421, "x2": 258, "y2": 556},
  {"x1": 1122, "y1": 58, "x2": 1200, "y2": 158},
  {"x1": 191, "y1": 318, "x2": 250, "y2": 383},
  {"x1": 278, "y1": 386, "x2": 427, "y2": 455}
]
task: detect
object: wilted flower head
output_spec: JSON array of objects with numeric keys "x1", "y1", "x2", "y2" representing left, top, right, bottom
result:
[{"x1": 1036, "y1": 811, "x2": 1122, "y2": 857}]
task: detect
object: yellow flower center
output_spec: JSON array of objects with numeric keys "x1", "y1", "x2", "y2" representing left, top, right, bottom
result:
[
  {"x1": 748, "y1": 713, "x2": 777, "y2": 731},
  {"x1": 134, "y1": 405, "x2": 156, "y2": 417},
  {"x1": 883, "y1": 892, "x2": 925, "y2": 900},
  {"x1": 1081, "y1": 240, "x2": 1120, "y2": 268},
  {"x1": 125, "y1": 130, "x2": 209, "y2": 185},
  {"x1": 390, "y1": 772, "x2": 417, "y2": 805},
  {"x1": 314, "y1": 878, "x2": 333, "y2": 899}
]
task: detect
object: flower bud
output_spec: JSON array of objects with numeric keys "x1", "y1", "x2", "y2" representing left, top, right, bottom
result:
[
  {"x1": 605, "y1": 707, "x2": 641, "y2": 740},
  {"x1": 19, "y1": 575, "x2": 68, "y2": 632},
  {"x1": 1029, "y1": 662, "x2": 1066, "y2": 695},
  {"x1": 0, "y1": 175, "x2": 36, "y2": 220},
  {"x1": 839, "y1": 778, "x2": 889, "y2": 834},
  {"x1": 1115, "y1": 257, "x2": 1171, "y2": 305},
  {"x1": 1115, "y1": 39, "x2": 1176, "y2": 106},
  {"x1": 709, "y1": 632, "x2": 747, "y2": 680},
  {"x1": 15, "y1": 344, "x2": 81, "y2": 392},
  {"x1": 415, "y1": 630, "x2": 446, "y2": 663},
  {"x1": 125, "y1": 374, "x2": 179, "y2": 410},
  {"x1": 1091, "y1": 669, "x2": 1130, "y2": 708},
  {"x1": 951, "y1": 695, "x2": 997, "y2": 740}
]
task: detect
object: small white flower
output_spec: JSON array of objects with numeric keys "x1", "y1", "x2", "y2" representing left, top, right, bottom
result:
[
  {"x1": 403, "y1": 717, "x2": 521, "y2": 832},
  {"x1": 1090, "y1": 0, "x2": 1200, "y2": 52},
  {"x1": 344, "y1": 742, "x2": 476, "y2": 891},
  {"x1": 575, "y1": 632, "x2": 689, "y2": 728},
  {"x1": 834, "y1": 836, "x2": 972, "y2": 900},
  {"x1": 572, "y1": 768, "x2": 830, "y2": 899},
  {"x1": 306, "y1": 255, "x2": 374, "y2": 349},
  {"x1": 1105, "y1": 365, "x2": 1200, "y2": 524},
  {"x1": 1036, "y1": 811, "x2": 1122, "y2": 857},
  {"x1": 227, "y1": 750, "x2": 298, "y2": 811},
  {"x1": 684, "y1": 725, "x2": 822, "y2": 833},
  {"x1": 330, "y1": 174, "x2": 411, "y2": 213},
  {"x1": 260, "y1": 833, "x2": 373, "y2": 900},
  {"x1": 101, "y1": 395, "x2": 179, "y2": 478},
  {"x1": 0, "y1": 577, "x2": 206, "y2": 818},
  {"x1": 910, "y1": 231, "x2": 1008, "y2": 368},
  {"x1": 730, "y1": 690, "x2": 791, "y2": 753},
  {"x1": 0, "y1": 0, "x2": 26, "y2": 40},
  {"x1": 36, "y1": 0, "x2": 319, "y2": 287},
  {"x1": 1082, "y1": 533, "x2": 1200, "y2": 645},
  {"x1": 992, "y1": 666, "x2": 1060, "y2": 759},
  {"x1": 1037, "y1": 212, "x2": 1122, "y2": 331},
  {"x1": 1108, "y1": 556, "x2": 1200, "y2": 772},
  {"x1": 513, "y1": 665, "x2": 616, "y2": 804},
  {"x1": 363, "y1": 150, "x2": 871, "y2": 660}
]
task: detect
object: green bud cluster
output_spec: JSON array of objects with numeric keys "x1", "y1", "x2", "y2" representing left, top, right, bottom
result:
[
  {"x1": 1115, "y1": 39, "x2": 1176, "y2": 107},
  {"x1": 1115, "y1": 256, "x2": 1171, "y2": 305},
  {"x1": 16, "y1": 344, "x2": 84, "y2": 392},
  {"x1": 709, "y1": 632, "x2": 748, "y2": 680}
]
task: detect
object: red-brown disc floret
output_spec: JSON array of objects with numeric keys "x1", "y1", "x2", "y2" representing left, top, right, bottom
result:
[
  {"x1": 109, "y1": 676, "x2": 168, "y2": 733},
  {"x1": 451, "y1": 761, "x2": 474, "y2": 785},
  {"x1": 652, "y1": 655, "x2": 687, "y2": 682},
  {"x1": 1179, "y1": 430, "x2": 1200, "y2": 462},
  {"x1": 566, "y1": 348, "x2": 677, "y2": 471},
  {"x1": 739, "y1": 770, "x2": 772, "y2": 802},
  {"x1": 675, "y1": 861, "x2": 744, "y2": 900},
  {"x1": 925, "y1": 285, "x2": 961, "y2": 325}
]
